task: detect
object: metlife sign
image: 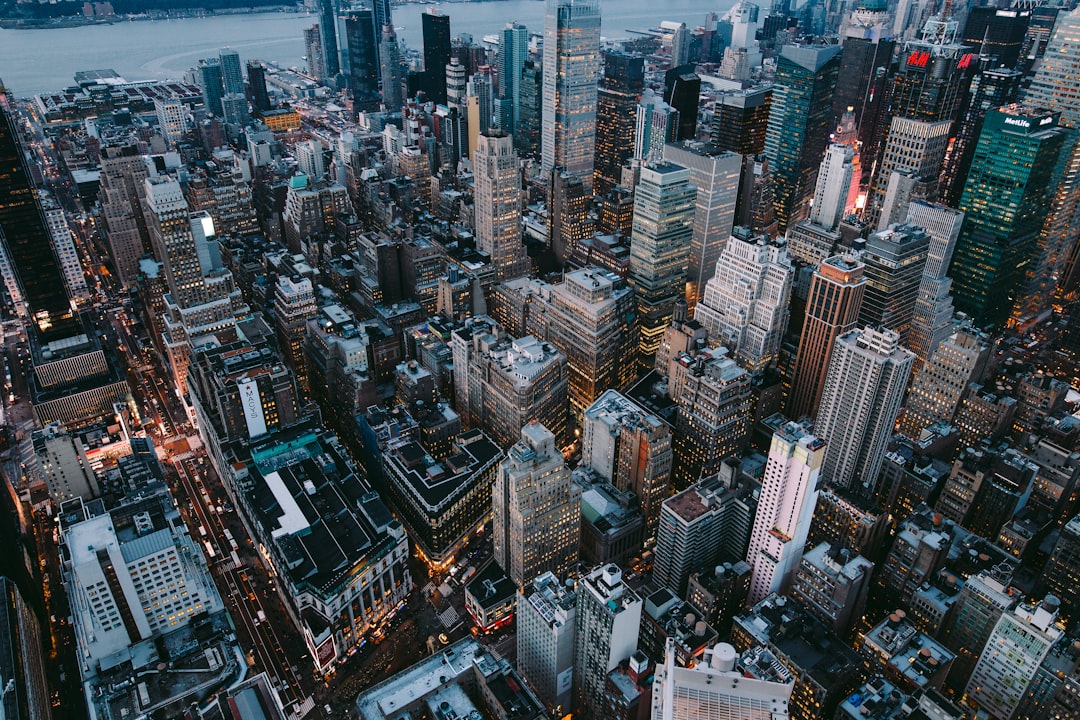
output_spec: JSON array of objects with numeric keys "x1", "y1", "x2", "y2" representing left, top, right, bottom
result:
[{"x1": 238, "y1": 379, "x2": 267, "y2": 438}]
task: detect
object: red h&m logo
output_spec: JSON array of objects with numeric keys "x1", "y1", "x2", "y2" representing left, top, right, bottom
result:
[
  {"x1": 957, "y1": 53, "x2": 975, "y2": 69},
  {"x1": 907, "y1": 51, "x2": 930, "y2": 68}
]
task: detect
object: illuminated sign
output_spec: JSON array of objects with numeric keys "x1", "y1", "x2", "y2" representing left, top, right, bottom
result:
[
  {"x1": 316, "y1": 636, "x2": 337, "y2": 669},
  {"x1": 957, "y1": 53, "x2": 975, "y2": 69},
  {"x1": 907, "y1": 50, "x2": 930, "y2": 68},
  {"x1": 237, "y1": 379, "x2": 267, "y2": 438},
  {"x1": 1004, "y1": 117, "x2": 1031, "y2": 129}
]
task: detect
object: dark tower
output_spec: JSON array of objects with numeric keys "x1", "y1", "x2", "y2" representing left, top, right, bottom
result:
[
  {"x1": 664, "y1": 64, "x2": 700, "y2": 141},
  {"x1": 422, "y1": 10, "x2": 451, "y2": 105},
  {"x1": 246, "y1": 60, "x2": 271, "y2": 112},
  {"x1": 594, "y1": 52, "x2": 644, "y2": 194}
]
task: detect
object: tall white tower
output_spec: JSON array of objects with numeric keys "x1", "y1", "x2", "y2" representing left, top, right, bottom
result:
[
  {"x1": 745, "y1": 420, "x2": 824, "y2": 604},
  {"x1": 809, "y1": 143, "x2": 855, "y2": 229},
  {"x1": 473, "y1": 129, "x2": 529, "y2": 280}
]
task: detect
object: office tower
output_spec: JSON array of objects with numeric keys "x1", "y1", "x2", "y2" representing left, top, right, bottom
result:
[
  {"x1": 582, "y1": 389, "x2": 672, "y2": 536},
  {"x1": 445, "y1": 56, "x2": 467, "y2": 109},
  {"x1": 452, "y1": 317, "x2": 569, "y2": 449},
  {"x1": 473, "y1": 129, "x2": 528, "y2": 281},
  {"x1": 517, "y1": 60, "x2": 542, "y2": 157},
  {"x1": 950, "y1": 106, "x2": 1071, "y2": 327},
  {"x1": 1041, "y1": 515, "x2": 1080, "y2": 624},
  {"x1": 906, "y1": 201, "x2": 964, "y2": 363},
  {"x1": 810, "y1": 144, "x2": 854, "y2": 230},
  {"x1": 711, "y1": 87, "x2": 771, "y2": 156},
  {"x1": 653, "y1": 472, "x2": 756, "y2": 596},
  {"x1": 736, "y1": 154, "x2": 779, "y2": 239},
  {"x1": 816, "y1": 327, "x2": 914, "y2": 495},
  {"x1": 541, "y1": 0, "x2": 601, "y2": 189},
  {"x1": 219, "y1": 93, "x2": 248, "y2": 126},
  {"x1": 938, "y1": 67, "x2": 1022, "y2": 208},
  {"x1": 870, "y1": 117, "x2": 952, "y2": 230},
  {"x1": 652, "y1": 641, "x2": 794, "y2": 720},
  {"x1": 694, "y1": 228, "x2": 793, "y2": 374},
  {"x1": 833, "y1": 1, "x2": 894, "y2": 187},
  {"x1": 664, "y1": 141, "x2": 742, "y2": 315},
  {"x1": 962, "y1": 6, "x2": 1031, "y2": 68},
  {"x1": 595, "y1": 52, "x2": 645, "y2": 194},
  {"x1": 422, "y1": 9, "x2": 451, "y2": 104},
  {"x1": 669, "y1": 347, "x2": 752, "y2": 489},
  {"x1": 295, "y1": 139, "x2": 325, "y2": 181},
  {"x1": 379, "y1": 24, "x2": 403, "y2": 112},
  {"x1": 545, "y1": 270, "x2": 637, "y2": 416},
  {"x1": 246, "y1": 60, "x2": 270, "y2": 112},
  {"x1": 304, "y1": 25, "x2": 326, "y2": 83},
  {"x1": 634, "y1": 89, "x2": 679, "y2": 162},
  {"x1": 0, "y1": 98, "x2": 79, "y2": 340},
  {"x1": 218, "y1": 47, "x2": 243, "y2": 96},
  {"x1": 857, "y1": 223, "x2": 931, "y2": 340},
  {"x1": 744, "y1": 421, "x2": 823, "y2": 604},
  {"x1": 548, "y1": 169, "x2": 592, "y2": 263},
  {"x1": 154, "y1": 98, "x2": 188, "y2": 147},
  {"x1": 372, "y1": 0, "x2": 392, "y2": 47},
  {"x1": 686, "y1": 562, "x2": 752, "y2": 636},
  {"x1": 790, "y1": 543, "x2": 873, "y2": 639},
  {"x1": 199, "y1": 58, "x2": 225, "y2": 116},
  {"x1": 899, "y1": 329, "x2": 988, "y2": 440},
  {"x1": 98, "y1": 144, "x2": 150, "y2": 287},
  {"x1": 274, "y1": 274, "x2": 317, "y2": 384},
  {"x1": 573, "y1": 564, "x2": 643, "y2": 718},
  {"x1": 966, "y1": 597, "x2": 1064, "y2": 720},
  {"x1": 664, "y1": 64, "x2": 700, "y2": 141},
  {"x1": 317, "y1": 0, "x2": 339, "y2": 79},
  {"x1": 498, "y1": 23, "x2": 528, "y2": 129},
  {"x1": 669, "y1": 22, "x2": 691, "y2": 66},
  {"x1": 629, "y1": 162, "x2": 696, "y2": 361},
  {"x1": 32, "y1": 423, "x2": 99, "y2": 502},
  {"x1": 492, "y1": 422, "x2": 580, "y2": 587},
  {"x1": 787, "y1": 254, "x2": 866, "y2": 422},
  {"x1": 0, "y1": 576, "x2": 52, "y2": 720},
  {"x1": 42, "y1": 199, "x2": 89, "y2": 306},
  {"x1": 765, "y1": 44, "x2": 842, "y2": 233},
  {"x1": 517, "y1": 572, "x2": 577, "y2": 715},
  {"x1": 467, "y1": 67, "x2": 495, "y2": 137},
  {"x1": 938, "y1": 569, "x2": 1015, "y2": 693},
  {"x1": 340, "y1": 10, "x2": 380, "y2": 111}
]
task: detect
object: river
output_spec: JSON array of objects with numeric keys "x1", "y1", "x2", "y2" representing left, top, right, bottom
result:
[{"x1": 0, "y1": 0, "x2": 734, "y2": 97}]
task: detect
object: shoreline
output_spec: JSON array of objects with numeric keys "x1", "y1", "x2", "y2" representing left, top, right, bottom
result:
[{"x1": 0, "y1": 5, "x2": 307, "y2": 29}]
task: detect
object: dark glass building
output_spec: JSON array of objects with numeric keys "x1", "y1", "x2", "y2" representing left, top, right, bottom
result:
[
  {"x1": 246, "y1": 60, "x2": 271, "y2": 112},
  {"x1": 711, "y1": 86, "x2": 772, "y2": 156},
  {"x1": 664, "y1": 64, "x2": 700, "y2": 141},
  {"x1": 961, "y1": 6, "x2": 1031, "y2": 69},
  {"x1": 594, "y1": 52, "x2": 644, "y2": 194},
  {"x1": 422, "y1": 10, "x2": 451, "y2": 105},
  {"x1": 340, "y1": 9, "x2": 381, "y2": 111}
]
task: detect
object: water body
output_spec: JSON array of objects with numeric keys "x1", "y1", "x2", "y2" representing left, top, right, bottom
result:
[{"x1": 0, "y1": 0, "x2": 734, "y2": 96}]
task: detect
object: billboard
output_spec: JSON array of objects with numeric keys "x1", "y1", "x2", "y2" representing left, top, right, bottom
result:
[{"x1": 237, "y1": 379, "x2": 267, "y2": 438}]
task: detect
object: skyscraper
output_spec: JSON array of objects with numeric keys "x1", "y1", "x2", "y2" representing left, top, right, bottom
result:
[
  {"x1": 765, "y1": 44, "x2": 842, "y2": 233},
  {"x1": 628, "y1": 162, "x2": 697, "y2": 361},
  {"x1": 961, "y1": 6, "x2": 1031, "y2": 68},
  {"x1": 548, "y1": 169, "x2": 592, "y2": 263},
  {"x1": 745, "y1": 420, "x2": 824, "y2": 604},
  {"x1": 98, "y1": 144, "x2": 151, "y2": 288},
  {"x1": 473, "y1": 129, "x2": 529, "y2": 281},
  {"x1": 492, "y1": 422, "x2": 580, "y2": 587},
  {"x1": 906, "y1": 201, "x2": 964, "y2": 363},
  {"x1": 372, "y1": 0, "x2": 393, "y2": 49},
  {"x1": 517, "y1": 572, "x2": 577, "y2": 715},
  {"x1": 218, "y1": 47, "x2": 244, "y2": 95},
  {"x1": 869, "y1": 117, "x2": 952, "y2": 230},
  {"x1": 574, "y1": 564, "x2": 643, "y2": 718},
  {"x1": 541, "y1": 0, "x2": 601, "y2": 189},
  {"x1": 246, "y1": 60, "x2": 271, "y2": 112},
  {"x1": 498, "y1": 23, "x2": 528, "y2": 129},
  {"x1": 340, "y1": 9, "x2": 380, "y2": 111},
  {"x1": 378, "y1": 24, "x2": 403, "y2": 111},
  {"x1": 857, "y1": 223, "x2": 931, "y2": 341},
  {"x1": 787, "y1": 254, "x2": 866, "y2": 422},
  {"x1": 663, "y1": 141, "x2": 742, "y2": 315},
  {"x1": 809, "y1": 144, "x2": 854, "y2": 230},
  {"x1": 594, "y1": 52, "x2": 645, "y2": 194},
  {"x1": 198, "y1": 58, "x2": 225, "y2": 116},
  {"x1": 304, "y1": 24, "x2": 326, "y2": 83},
  {"x1": 422, "y1": 9, "x2": 451, "y2": 104},
  {"x1": 694, "y1": 228, "x2": 793, "y2": 374},
  {"x1": 664, "y1": 64, "x2": 701, "y2": 141},
  {"x1": 317, "y1": 0, "x2": 340, "y2": 79},
  {"x1": 899, "y1": 328, "x2": 988, "y2": 440},
  {"x1": 711, "y1": 86, "x2": 772, "y2": 156},
  {"x1": 634, "y1": 89, "x2": 678, "y2": 162},
  {"x1": 815, "y1": 327, "x2": 914, "y2": 495},
  {"x1": 950, "y1": 105, "x2": 1071, "y2": 327}
]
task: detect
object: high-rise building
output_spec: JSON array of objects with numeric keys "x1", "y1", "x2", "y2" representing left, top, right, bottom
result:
[
  {"x1": 950, "y1": 105, "x2": 1071, "y2": 327},
  {"x1": 664, "y1": 64, "x2": 700, "y2": 142},
  {"x1": 0, "y1": 576, "x2": 52, "y2": 720},
  {"x1": 966, "y1": 597, "x2": 1064, "y2": 720},
  {"x1": 745, "y1": 420, "x2": 824, "y2": 604},
  {"x1": 372, "y1": 0, "x2": 393, "y2": 53},
  {"x1": 906, "y1": 201, "x2": 965, "y2": 364},
  {"x1": 938, "y1": 67, "x2": 1022, "y2": 208},
  {"x1": 246, "y1": 60, "x2": 271, "y2": 112},
  {"x1": 712, "y1": 86, "x2": 772, "y2": 156},
  {"x1": 517, "y1": 572, "x2": 577, "y2": 715},
  {"x1": 422, "y1": 9, "x2": 451, "y2": 104},
  {"x1": 939, "y1": 568, "x2": 1015, "y2": 693},
  {"x1": 473, "y1": 129, "x2": 529, "y2": 281},
  {"x1": 98, "y1": 144, "x2": 151, "y2": 287},
  {"x1": 466, "y1": 67, "x2": 495, "y2": 139},
  {"x1": 899, "y1": 328, "x2": 988, "y2": 440},
  {"x1": 815, "y1": 327, "x2": 914, "y2": 495},
  {"x1": 869, "y1": 117, "x2": 952, "y2": 230},
  {"x1": 492, "y1": 422, "x2": 580, "y2": 587},
  {"x1": 651, "y1": 641, "x2": 794, "y2": 720},
  {"x1": 629, "y1": 162, "x2": 696, "y2": 361},
  {"x1": 858, "y1": 223, "x2": 931, "y2": 341},
  {"x1": 581, "y1": 389, "x2": 672, "y2": 537},
  {"x1": 1042, "y1": 516, "x2": 1080, "y2": 626},
  {"x1": 274, "y1": 275, "x2": 317, "y2": 384},
  {"x1": 295, "y1": 139, "x2": 325, "y2": 181},
  {"x1": 809, "y1": 144, "x2": 855, "y2": 230},
  {"x1": 787, "y1": 254, "x2": 866, "y2": 422},
  {"x1": 790, "y1": 543, "x2": 874, "y2": 639},
  {"x1": 634, "y1": 89, "x2": 679, "y2": 162},
  {"x1": 340, "y1": 9, "x2": 380, "y2": 111},
  {"x1": 445, "y1": 56, "x2": 467, "y2": 109},
  {"x1": 961, "y1": 6, "x2": 1031, "y2": 68},
  {"x1": 498, "y1": 23, "x2": 528, "y2": 129},
  {"x1": 594, "y1": 52, "x2": 645, "y2": 194},
  {"x1": 154, "y1": 98, "x2": 189, "y2": 148},
  {"x1": 765, "y1": 44, "x2": 842, "y2": 233},
  {"x1": 663, "y1": 141, "x2": 742, "y2": 315},
  {"x1": 573, "y1": 564, "x2": 643, "y2": 718},
  {"x1": 541, "y1": 0, "x2": 601, "y2": 189},
  {"x1": 198, "y1": 58, "x2": 225, "y2": 116},
  {"x1": 694, "y1": 228, "x2": 793, "y2": 374},
  {"x1": 545, "y1": 269, "x2": 638, "y2": 416},
  {"x1": 669, "y1": 347, "x2": 752, "y2": 489},
  {"x1": 379, "y1": 24, "x2": 404, "y2": 112},
  {"x1": 517, "y1": 60, "x2": 542, "y2": 157},
  {"x1": 317, "y1": 0, "x2": 339, "y2": 79},
  {"x1": 218, "y1": 47, "x2": 244, "y2": 95},
  {"x1": 548, "y1": 168, "x2": 592, "y2": 263}
]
